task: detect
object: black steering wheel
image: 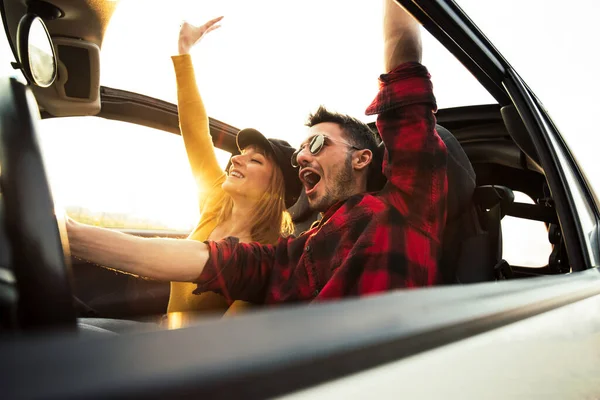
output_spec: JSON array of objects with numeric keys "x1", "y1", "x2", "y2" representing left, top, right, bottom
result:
[{"x1": 0, "y1": 77, "x2": 76, "y2": 330}]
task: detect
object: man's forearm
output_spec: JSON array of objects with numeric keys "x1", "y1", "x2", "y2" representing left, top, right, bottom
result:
[
  {"x1": 383, "y1": 0, "x2": 422, "y2": 71},
  {"x1": 67, "y1": 219, "x2": 208, "y2": 282}
]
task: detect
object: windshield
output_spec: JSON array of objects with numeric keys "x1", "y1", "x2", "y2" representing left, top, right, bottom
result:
[{"x1": 100, "y1": 0, "x2": 494, "y2": 147}]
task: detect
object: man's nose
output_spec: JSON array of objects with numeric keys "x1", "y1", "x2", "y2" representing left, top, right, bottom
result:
[{"x1": 295, "y1": 147, "x2": 314, "y2": 167}]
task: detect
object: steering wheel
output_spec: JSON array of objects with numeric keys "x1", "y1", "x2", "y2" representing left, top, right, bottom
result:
[{"x1": 0, "y1": 77, "x2": 76, "y2": 330}]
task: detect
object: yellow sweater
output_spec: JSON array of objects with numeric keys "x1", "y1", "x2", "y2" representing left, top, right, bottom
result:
[{"x1": 167, "y1": 54, "x2": 248, "y2": 315}]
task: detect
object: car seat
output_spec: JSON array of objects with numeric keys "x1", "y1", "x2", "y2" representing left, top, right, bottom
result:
[{"x1": 434, "y1": 126, "x2": 513, "y2": 283}]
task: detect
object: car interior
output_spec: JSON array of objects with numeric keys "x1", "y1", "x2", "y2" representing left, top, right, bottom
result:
[{"x1": 0, "y1": 0, "x2": 571, "y2": 332}]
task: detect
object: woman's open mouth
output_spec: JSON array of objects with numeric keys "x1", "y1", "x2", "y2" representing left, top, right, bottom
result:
[
  {"x1": 300, "y1": 169, "x2": 322, "y2": 195},
  {"x1": 228, "y1": 169, "x2": 245, "y2": 179}
]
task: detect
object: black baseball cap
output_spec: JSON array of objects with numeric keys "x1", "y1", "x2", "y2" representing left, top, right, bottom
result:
[{"x1": 236, "y1": 128, "x2": 302, "y2": 209}]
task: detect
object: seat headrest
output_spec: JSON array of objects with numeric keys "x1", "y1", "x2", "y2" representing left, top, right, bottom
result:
[
  {"x1": 366, "y1": 141, "x2": 387, "y2": 192},
  {"x1": 363, "y1": 124, "x2": 475, "y2": 220},
  {"x1": 436, "y1": 125, "x2": 476, "y2": 220},
  {"x1": 288, "y1": 188, "x2": 311, "y2": 222}
]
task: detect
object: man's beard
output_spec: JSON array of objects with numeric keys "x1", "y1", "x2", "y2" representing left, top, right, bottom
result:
[{"x1": 310, "y1": 154, "x2": 354, "y2": 212}]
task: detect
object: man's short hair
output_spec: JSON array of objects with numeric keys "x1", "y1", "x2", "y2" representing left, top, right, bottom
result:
[{"x1": 305, "y1": 106, "x2": 381, "y2": 155}]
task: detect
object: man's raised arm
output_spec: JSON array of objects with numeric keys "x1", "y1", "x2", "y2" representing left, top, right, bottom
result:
[
  {"x1": 366, "y1": 0, "x2": 447, "y2": 240},
  {"x1": 383, "y1": 0, "x2": 422, "y2": 71}
]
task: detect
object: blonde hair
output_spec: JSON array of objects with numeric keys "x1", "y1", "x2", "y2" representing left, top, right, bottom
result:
[{"x1": 212, "y1": 152, "x2": 294, "y2": 245}]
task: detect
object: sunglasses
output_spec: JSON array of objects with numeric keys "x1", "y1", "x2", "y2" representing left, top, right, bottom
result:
[{"x1": 291, "y1": 134, "x2": 361, "y2": 168}]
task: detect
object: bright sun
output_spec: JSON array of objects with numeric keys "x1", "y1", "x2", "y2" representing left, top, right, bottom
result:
[{"x1": 38, "y1": 116, "x2": 233, "y2": 231}]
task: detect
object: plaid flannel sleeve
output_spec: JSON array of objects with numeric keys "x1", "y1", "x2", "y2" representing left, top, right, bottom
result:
[
  {"x1": 365, "y1": 62, "x2": 447, "y2": 240},
  {"x1": 193, "y1": 237, "x2": 276, "y2": 304}
]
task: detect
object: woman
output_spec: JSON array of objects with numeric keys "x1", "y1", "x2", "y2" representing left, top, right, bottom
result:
[
  {"x1": 69, "y1": 16, "x2": 301, "y2": 317},
  {"x1": 169, "y1": 16, "x2": 302, "y2": 315}
]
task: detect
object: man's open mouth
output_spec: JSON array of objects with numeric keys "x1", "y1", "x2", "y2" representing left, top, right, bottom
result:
[{"x1": 300, "y1": 169, "x2": 322, "y2": 194}]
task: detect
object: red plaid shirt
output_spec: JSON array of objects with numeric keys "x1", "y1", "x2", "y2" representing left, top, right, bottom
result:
[{"x1": 194, "y1": 62, "x2": 448, "y2": 303}]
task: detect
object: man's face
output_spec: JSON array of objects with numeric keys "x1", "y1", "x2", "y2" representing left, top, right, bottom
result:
[{"x1": 296, "y1": 122, "x2": 356, "y2": 212}]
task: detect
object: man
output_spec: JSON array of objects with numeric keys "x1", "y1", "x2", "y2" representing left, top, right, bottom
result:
[{"x1": 67, "y1": 0, "x2": 448, "y2": 303}]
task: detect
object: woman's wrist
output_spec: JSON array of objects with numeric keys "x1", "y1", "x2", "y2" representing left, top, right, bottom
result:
[{"x1": 178, "y1": 43, "x2": 190, "y2": 55}]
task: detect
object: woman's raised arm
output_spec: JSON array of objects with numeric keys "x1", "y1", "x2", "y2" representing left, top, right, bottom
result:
[{"x1": 172, "y1": 17, "x2": 226, "y2": 197}]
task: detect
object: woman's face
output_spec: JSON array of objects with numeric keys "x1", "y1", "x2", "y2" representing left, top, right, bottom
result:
[{"x1": 222, "y1": 145, "x2": 276, "y2": 204}]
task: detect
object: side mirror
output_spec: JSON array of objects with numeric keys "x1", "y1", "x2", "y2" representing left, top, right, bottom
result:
[{"x1": 16, "y1": 13, "x2": 57, "y2": 88}]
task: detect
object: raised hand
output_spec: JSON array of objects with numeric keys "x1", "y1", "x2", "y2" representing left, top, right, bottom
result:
[
  {"x1": 383, "y1": 0, "x2": 421, "y2": 72},
  {"x1": 178, "y1": 16, "x2": 224, "y2": 55}
]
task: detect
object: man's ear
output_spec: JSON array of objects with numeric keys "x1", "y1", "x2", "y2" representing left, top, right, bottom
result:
[{"x1": 353, "y1": 149, "x2": 373, "y2": 171}]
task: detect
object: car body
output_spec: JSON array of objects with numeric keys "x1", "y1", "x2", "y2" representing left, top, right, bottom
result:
[{"x1": 1, "y1": 0, "x2": 600, "y2": 398}]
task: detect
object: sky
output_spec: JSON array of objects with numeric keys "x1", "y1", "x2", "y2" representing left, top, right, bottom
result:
[
  {"x1": 1, "y1": 0, "x2": 597, "y2": 266},
  {"x1": 456, "y1": 0, "x2": 600, "y2": 186},
  {"x1": 98, "y1": 0, "x2": 496, "y2": 144},
  {"x1": 95, "y1": 0, "x2": 600, "y2": 193}
]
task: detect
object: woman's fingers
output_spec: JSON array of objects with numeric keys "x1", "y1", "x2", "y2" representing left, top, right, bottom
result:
[
  {"x1": 206, "y1": 16, "x2": 224, "y2": 26},
  {"x1": 178, "y1": 16, "x2": 224, "y2": 54},
  {"x1": 205, "y1": 24, "x2": 221, "y2": 35},
  {"x1": 208, "y1": 16, "x2": 224, "y2": 25},
  {"x1": 200, "y1": 16, "x2": 224, "y2": 33}
]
